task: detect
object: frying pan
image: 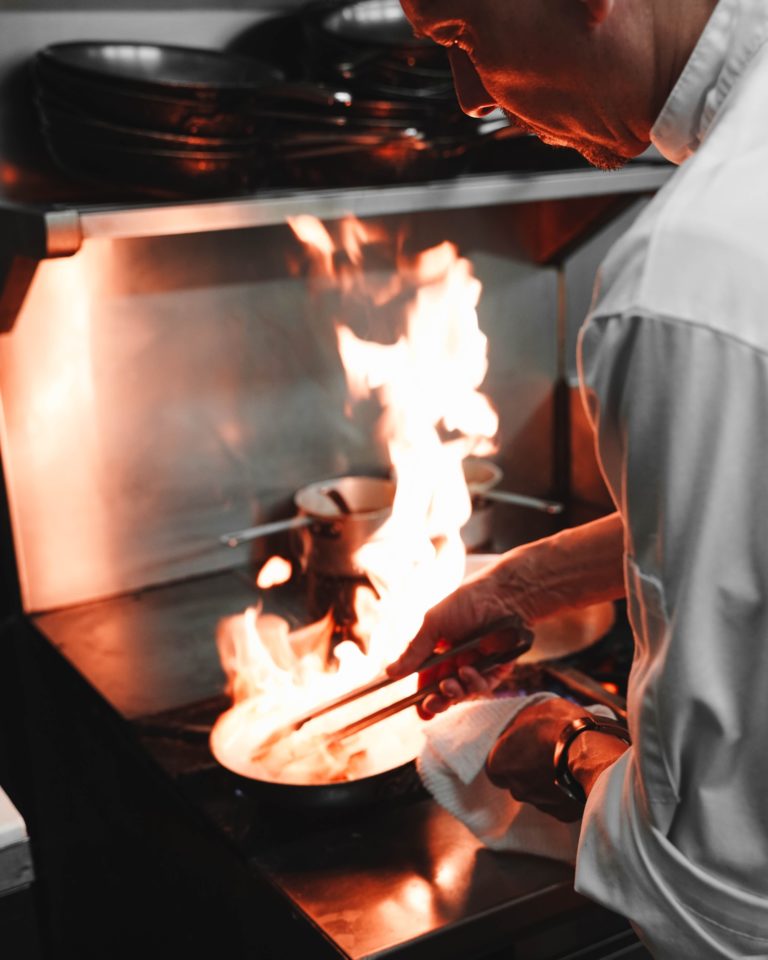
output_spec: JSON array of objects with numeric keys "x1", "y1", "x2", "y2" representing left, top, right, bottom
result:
[
  {"x1": 212, "y1": 702, "x2": 428, "y2": 812},
  {"x1": 37, "y1": 96, "x2": 268, "y2": 154},
  {"x1": 36, "y1": 42, "x2": 284, "y2": 100},
  {"x1": 321, "y1": 0, "x2": 425, "y2": 47},
  {"x1": 34, "y1": 58, "x2": 264, "y2": 138},
  {"x1": 210, "y1": 616, "x2": 533, "y2": 811},
  {"x1": 33, "y1": 48, "x2": 287, "y2": 139},
  {"x1": 221, "y1": 464, "x2": 561, "y2": 557},
  {"x1": 43, "y1": 134, "x2": 268, "y2": 197},
  {"x1": 304, "y1": 0, "x2": 446, "y2": 68}
]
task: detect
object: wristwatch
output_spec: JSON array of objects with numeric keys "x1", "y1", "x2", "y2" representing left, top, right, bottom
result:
[{"x1": 553, "y1": 715, "x2": 631, "y2": 805}]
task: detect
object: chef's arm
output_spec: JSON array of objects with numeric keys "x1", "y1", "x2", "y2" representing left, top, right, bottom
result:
[
  {"x1": 388, "y1": 511, "x2": 626, "y2": 681},
  {"x1": 488, "y1": 511, "x2": 626, "y2": 624}
]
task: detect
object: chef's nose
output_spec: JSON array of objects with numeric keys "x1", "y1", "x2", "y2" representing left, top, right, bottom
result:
[{"x1": 447, "y1": 46, "x2": 497, "y2": 118}]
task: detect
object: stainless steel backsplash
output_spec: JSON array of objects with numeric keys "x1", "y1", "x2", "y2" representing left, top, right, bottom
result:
[{"x1": 0, "y1": 203, "x2": 580, "y2": 611}]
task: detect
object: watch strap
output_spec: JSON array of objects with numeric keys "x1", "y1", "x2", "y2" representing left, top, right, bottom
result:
[{"x1": 553, "y1": 715, "x2": 631, "y2": 805}]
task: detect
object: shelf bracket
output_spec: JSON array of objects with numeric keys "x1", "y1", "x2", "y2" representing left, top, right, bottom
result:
[{"x1": 0, "y1": 206, "x2": 82, "y2": 333}]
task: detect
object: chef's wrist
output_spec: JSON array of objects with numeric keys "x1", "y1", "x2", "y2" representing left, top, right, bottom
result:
[
  {"x1": 567, "y1": 730, "x2": 630, "y2": 797},
  {"x1": 553, "y1": 716, "x2": 631, "y2": 804}
]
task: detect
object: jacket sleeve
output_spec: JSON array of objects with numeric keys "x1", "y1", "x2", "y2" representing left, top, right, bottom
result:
[{"x1": 574, "y1": 310, "x2": 768, "y2": 958}]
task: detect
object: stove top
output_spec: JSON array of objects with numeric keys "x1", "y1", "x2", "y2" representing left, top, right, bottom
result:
[{"x1": 32, "y1": 568, "x2": 640, "y2": 960}]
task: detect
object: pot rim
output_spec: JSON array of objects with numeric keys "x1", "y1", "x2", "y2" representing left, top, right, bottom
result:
[
  {"x1": 463, "y1": 457, "x2": 503, "y2": 494},
  {"x1": 294, "y1": 474, "x2": 396, "y2": 521}
]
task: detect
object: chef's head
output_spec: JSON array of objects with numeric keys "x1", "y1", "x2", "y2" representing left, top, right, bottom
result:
[{"x1": 399, "y1": 0, "x2": 716, "y2": 168}]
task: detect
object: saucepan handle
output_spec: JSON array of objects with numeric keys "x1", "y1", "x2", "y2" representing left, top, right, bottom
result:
[{"x1": 220, "y1": 515, "x2": 313, "y2": 548}]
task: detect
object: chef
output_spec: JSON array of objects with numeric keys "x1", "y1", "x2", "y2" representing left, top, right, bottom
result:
[{"x1": 387, "y1": 0, "x2": 768, "y2": 955}]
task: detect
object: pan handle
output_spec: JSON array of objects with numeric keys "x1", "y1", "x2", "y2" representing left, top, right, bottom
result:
[
  {"x1": 220, "y1": 515, "x2": 312, "y2": 548},
  {"x1": 477, "y1": 488, "x2": 563, "y2": 515}
]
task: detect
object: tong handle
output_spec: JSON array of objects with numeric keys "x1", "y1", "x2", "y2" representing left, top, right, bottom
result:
[
  {"x1": 326, "y1": 644, "x2": 527, "y2": 746},
  {"x1": 293, "y1": 614, "x2": 526, "y2": 732}
]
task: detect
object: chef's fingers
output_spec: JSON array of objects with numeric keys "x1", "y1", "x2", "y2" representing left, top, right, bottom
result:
[
  {"x1": 457, "y1": 665, "x2": 493, "y2": 694},
  {"x1": 389, "y1": 610, "x2": 529, "y2": 682},
  {"x1": 415, "y1": 676, "x2": 459, "y2": 719},
  {"x1": 417, "y1": 672, "x2": 469, "y2": 718},
  {"x1": 388, "y1": 621, "x2": 509, "y2": 682},
  {"x1": 386, "y1": 574, "x2": 501, "y2": 678},
  {"x1": 440, "y1": 678, "x2": 464, "y2": 700},
  {"x1": 386, "y1": 624, "x2": 441, "y2": 679},
  {"x1": 416, "y1": 645, "x2": 479, "y2": 699},
  {"x1": 419, "y1": 692, "x2": 452, "y2": 718},
  {"x1": 418, "y1": 664, "x2": 502, "y2": 719}
]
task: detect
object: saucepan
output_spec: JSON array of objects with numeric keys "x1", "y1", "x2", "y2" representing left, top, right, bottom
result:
[{"x1": 221, "y1": 475, "x2": 396, "y2": 578}]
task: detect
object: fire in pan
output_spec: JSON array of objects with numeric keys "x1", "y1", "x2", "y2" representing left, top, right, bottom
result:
[
  {"x1": 208, "y1": 581, "x2": 618, "y2": 811},
  {"x1": 209, "y1": 615, "x2": 532, "y2": 810}
]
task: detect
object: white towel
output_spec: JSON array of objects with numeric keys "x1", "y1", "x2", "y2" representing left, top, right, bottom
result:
[{"x1": 417, "y1": 694, "x2": 615, "y2": 864}]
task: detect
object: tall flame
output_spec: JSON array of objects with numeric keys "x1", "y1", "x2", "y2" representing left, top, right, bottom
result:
[
  {"x1": 211, "y1": 217, "x2": 499, "y2": 785},
  {"x1": 335, "y1": 237, "x2": 498, "y2": 653}
]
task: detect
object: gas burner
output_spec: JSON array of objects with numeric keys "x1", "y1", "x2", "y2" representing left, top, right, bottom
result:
[{"x1": 306, "y1": 569, "x2": 374, "y2": 653}]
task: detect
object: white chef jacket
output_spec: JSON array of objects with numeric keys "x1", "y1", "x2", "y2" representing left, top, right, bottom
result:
[{"x1": 574, "y1": 0, "x2": 768, "y2": 956}]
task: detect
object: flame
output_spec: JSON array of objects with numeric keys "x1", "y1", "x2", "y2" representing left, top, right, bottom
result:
[
  {"x1": 211, "y1": 217, "x2": 498, "y2": 785},
  {"x1": 287, "y1": 215, "x2": 335, "y2": 276},
  {"x1": 336, "y1": 236, "x2": 498, "y2": 652},
  {"x1": 256, "y1": 556, "x2": 293, "y2": 589},
  {"x1": 213, "y1": 604, "x2": 421, "y2": 783}
]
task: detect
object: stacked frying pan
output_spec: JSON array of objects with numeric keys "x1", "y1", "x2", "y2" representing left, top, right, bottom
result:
[
  {"x1": 303, "y1": 0, "x2": 457, "y2": 101},
  {"x1": 275, "y1": 0, "x2": 491, "y2": 186},
  {"x1": 33, "y1": 42, "x2": 288, "y2": 196},
  {"x1": 31, "y1": 0, "x2": 568, "y2": 196},
  {"x1": 240, "y1": 0, "x2": 585, "y2": 182}
]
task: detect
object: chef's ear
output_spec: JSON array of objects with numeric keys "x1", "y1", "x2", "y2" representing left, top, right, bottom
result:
[{"x1": 579, "y1": 0, "x2": 615, "y2": 26}]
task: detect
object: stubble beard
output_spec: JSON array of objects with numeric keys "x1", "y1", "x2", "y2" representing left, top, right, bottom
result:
[{"x1": 502, "y1": 110, "x2": 629, "y2": 171}]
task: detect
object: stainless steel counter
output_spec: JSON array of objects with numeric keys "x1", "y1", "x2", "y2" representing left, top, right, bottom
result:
[
  {"x1": 34, "y1": 569, "x2": 256, "y2": 718},
  {"x1": 252, "y1": 797, "x2": 627, "y2": 960}
]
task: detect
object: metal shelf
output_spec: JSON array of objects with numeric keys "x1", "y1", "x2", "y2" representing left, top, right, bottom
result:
[{"x1": 0, "y1": 164, "x2": 672, "y2": 329}]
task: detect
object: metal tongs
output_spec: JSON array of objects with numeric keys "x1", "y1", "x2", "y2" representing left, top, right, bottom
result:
[{"x1": 252, "y1": 615, "x2": 532, "y2": 758}]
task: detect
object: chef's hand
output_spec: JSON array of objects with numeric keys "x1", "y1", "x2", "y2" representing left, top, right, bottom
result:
[
  {"x1": 386, "y1": 558, "x2": 533, "y2": 718},
  {"x1": 486, "y1": 698, "x2": 630, "y2": 822},
  {"x1": 385, "y1": 514, "x2": 627, "y2": 719}
]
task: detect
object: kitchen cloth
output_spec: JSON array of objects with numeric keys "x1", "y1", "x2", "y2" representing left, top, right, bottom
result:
[{"x1": 417, "y1": 693, "x2": 614, "y2": 864}]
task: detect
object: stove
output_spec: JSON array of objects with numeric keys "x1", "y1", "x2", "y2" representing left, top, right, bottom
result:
[{"x1": 23, "y1": 567, "x2": 647, "y2": 960}]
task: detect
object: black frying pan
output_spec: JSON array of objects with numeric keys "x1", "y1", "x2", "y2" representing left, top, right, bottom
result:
[
  {"x1": 42, "y1": 133, "x2": 268, "y2": 197},
  {"x1": 34, "y1": 58, "x2": 264, "y2": 137},
  {"x1": 36, "y1": 42, "x2": 284, "y2": 100},
  {"x1": 37, "y1": 95, "x2": 269, "y2": 153},
  {"x1": 223, "y1": 753, "x2": 427, "y2": 812}
]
